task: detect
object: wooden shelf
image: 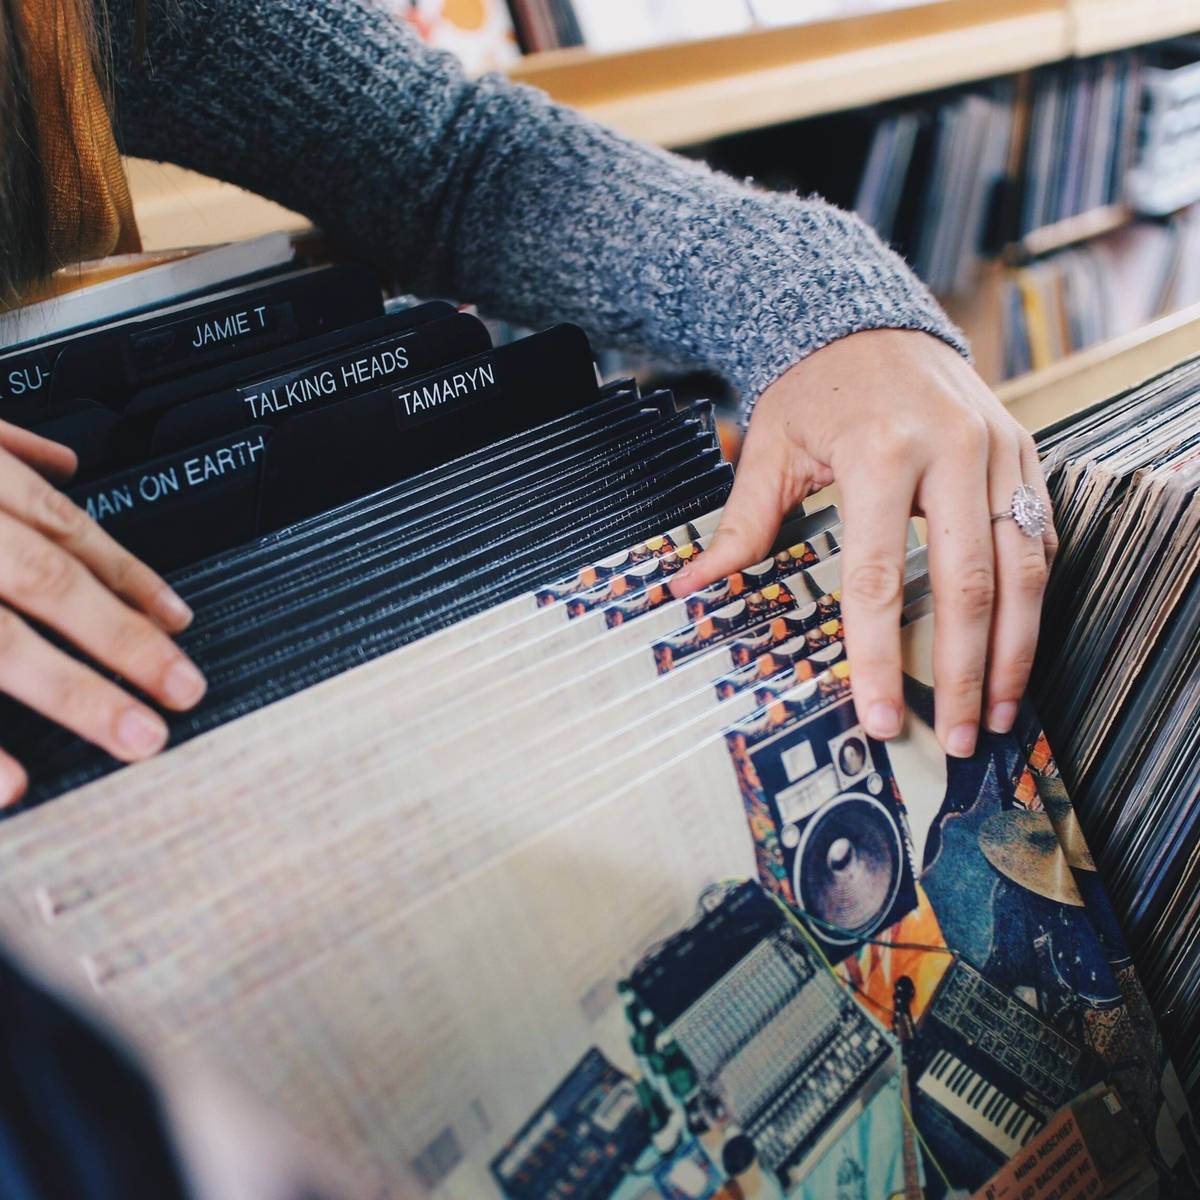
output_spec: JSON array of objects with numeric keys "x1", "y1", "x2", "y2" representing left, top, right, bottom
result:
[
  {"x1": 507, "y1": 0, "x2": 1200, "y2": 149},
  {"x1": 1067, "y1": 0, "x2": 1200, "y2": 56},
  {"x1": 510, "y1": 0, "x2": 1072, "y2": 147},
  {"x1": 125, "y1": 161, "x2": 310, "y2": 252},
  {"x1": 997, "y1": 301, "x2": 1200, "y2": 431},
  {"x1": 124, "y1": 0, "x2": 1200, "y2": 246},
  {"x1": 1011, "y1": 203, "x2": 1132, "y2": 260}
]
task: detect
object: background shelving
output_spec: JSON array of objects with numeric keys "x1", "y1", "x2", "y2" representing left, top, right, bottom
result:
[
  {"x1": 506, "y1": 0, "x2": 1071, "y2": 146},
  {"x1": 124, "y1": 0, "x2": 1200, "y2": 405}
]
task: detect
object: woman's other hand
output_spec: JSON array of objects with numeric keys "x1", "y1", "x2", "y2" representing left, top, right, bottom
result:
[
  {"x1": 0, "y1": 421, "x2": 205, "y2": 806},
  {"x1": 670, "y1": 329, "x2": 1057, "y2": 759}
]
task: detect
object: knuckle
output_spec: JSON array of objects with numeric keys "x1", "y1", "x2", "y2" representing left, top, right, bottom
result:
[
  {"x1": 995, "y1": 648, "x2": 1037, "y2": 687},
  {"x1": 845, "y1": 559, "x2": 903, "y2": 611},
  {"x1": 951, "y1": 564, "x2": 995, "y2": 619},
  {"x1": 10, "y1": 541, "x2": 76, "y2": 603},
  {"x1": 32, "y1": 482, "x2": 87, "y2": 542},
  {"x1": 848, "y1": 650, "x2": 900, "y2": 680},
  {"x1": 943, "y1": 660, "x2": 987, "y2": 701},
  {"x1": 54, "y1": 670, "x2": 108, "y2": 729},
  {"x1": 715, "y1": 511, "x2": 763, "y2": 556},
  {"x1": 108, "y1": 550, "x2": 153, "y2": 600},
  {"x1": 947, "y1": 410, "x2": 989, "y2": 457},
  {"x1": 868, "y1": 423, "x2": 922, "y2": 468},
  {"x1": 1013, "y1": 552, "x2": 1048, "y2": 596},
  {"x1": 712, "y1": 522, "x2": 749, "y2": 552}
]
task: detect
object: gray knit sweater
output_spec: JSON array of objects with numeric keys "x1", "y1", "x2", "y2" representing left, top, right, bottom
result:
[{"x1": 108, "y1": 0, "x2": 966, "y2": 415}]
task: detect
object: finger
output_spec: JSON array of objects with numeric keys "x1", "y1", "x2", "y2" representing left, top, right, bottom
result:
[
  {"x1": 920, "y1": 416, "x2": 993, "y2": 758},
  {"x1": 0, "y1": 513, "x2": 206, "y2": 711},
  {"x1": 985, "y1": 435, "x2": 1052, "y2": 734},
  {"x1": 0, "y1": 745, "x2": 28, "y2": 808},
  {"x1": 837, "y1": 447, "x2": 919, "y2": 742},
  {"x1": 0, "y1": 421, "x2": 77, "y2": 484},
  {"x1": 670, "y1": 419, "x2": 792, "y2": 596},
  {"x1": 0, "y1": 605, "x2": 169, "y2": 763},
  {"x1": 0, "y1": 448, "x2": 192, "y2": 631},
  {"x1": 1019, "y1": 434, "x2": 1059, "y2": 569}
]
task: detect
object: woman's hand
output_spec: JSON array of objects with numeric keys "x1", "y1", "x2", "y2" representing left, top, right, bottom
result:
[
  {"x1": 0, "y1": 421, "x2": 206, "y2": 806},
  {"x1": 670, "y1": 329, "x2": 1057, "y2": 759}
]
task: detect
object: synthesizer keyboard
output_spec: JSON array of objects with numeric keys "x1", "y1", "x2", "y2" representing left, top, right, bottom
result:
[{"x1": 911, "y1": 957, "x2": 1090, "y2": 1163}]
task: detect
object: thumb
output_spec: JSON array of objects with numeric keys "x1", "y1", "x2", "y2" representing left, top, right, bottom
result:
[
  {"x1": 669, "y1": 429, "x2": 788, "y2": 597},
  {"x1": 0, "y1": 421, "x2": 77, "y2": 484}
]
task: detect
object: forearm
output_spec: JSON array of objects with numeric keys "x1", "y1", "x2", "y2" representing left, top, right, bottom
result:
[{"x1": 108, "y1": 0, "x2": 965, "y2": 413}]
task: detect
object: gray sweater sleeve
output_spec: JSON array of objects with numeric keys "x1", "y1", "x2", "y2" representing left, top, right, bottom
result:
[{"x1": 107, "y1": 0, "x2": 967, "y2": 416}]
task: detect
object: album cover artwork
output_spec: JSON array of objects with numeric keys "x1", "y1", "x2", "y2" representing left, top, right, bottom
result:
[
  {"x1": 10, "y1": 538, "x2": 916, "y2": 1029},
  {"x1": 27, "y1": 558, "x2": 867, "y2": 1010},
  {"x1": 94, "y1": 612, "x2": 1185, "y2": 1200},
  {"x1": 10, "y1": 542, "x2": 879, "y2": 1063},
  {"x1": 3, "y1": 533, "x2": 1193, "y2": 1200}
]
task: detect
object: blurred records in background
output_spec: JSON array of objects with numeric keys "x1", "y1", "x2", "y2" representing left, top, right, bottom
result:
[
  {"x1": 702, "y1": 41, "x2": 1200, "y2": 390},
  {"x1": 405, "y1": 31, "x2": 1200, "y2": 422},
  {"x1": 393, "y1": 0, "x2": 521, "y2": 75}
]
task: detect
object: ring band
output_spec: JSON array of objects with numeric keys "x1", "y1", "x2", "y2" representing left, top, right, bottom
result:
[{"x1": 992, "y1": 484, "x2": 1048, "y2": 538}]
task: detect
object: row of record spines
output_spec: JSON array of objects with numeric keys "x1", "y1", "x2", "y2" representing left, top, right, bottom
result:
[
  {"x1": 2, "y1": 391, "x2": 731, "y2": 808},
  {"x1": 506, "y1": 0, "x2": 583, "y2": 55}
]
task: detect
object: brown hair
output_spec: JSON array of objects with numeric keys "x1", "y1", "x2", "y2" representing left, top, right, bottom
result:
[
  {"x1": 0, "y1": 0, "x2": 135, "y2": 303},
  {"x1": 0, "y1": 0, "x2": 52, "y2": 300}
]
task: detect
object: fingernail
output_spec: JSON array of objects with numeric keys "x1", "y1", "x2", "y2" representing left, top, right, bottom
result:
[
  {"x1": 947, "y1": 723, "x2": 977, "y2": 758},
  {"x1": 866, "y1": 702, "x2": 901, "y2": 739},
  {"x1": 163, "y1": 658, "x2": 207, "y2": 709},
  {"x1": 153, "y1": 587, "x2": 193, "y2": 630},
  {"x1": 117, "y1": 709, "x2": 168, "y2": 758},
  {"x1": 0, "y1": 759, "x2": 27, "y2": 807},
  {"x1": 987, "y1": 701, "x2": 1018, "y2": 734}
]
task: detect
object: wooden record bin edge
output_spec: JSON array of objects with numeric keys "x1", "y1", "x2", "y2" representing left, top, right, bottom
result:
[{"x1": 997, "y1": 302, "x2": 1200, "y2": 432}]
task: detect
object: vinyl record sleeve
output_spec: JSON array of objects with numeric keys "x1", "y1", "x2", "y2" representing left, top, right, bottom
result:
[
  {"x1": 11, "y1": 464, "x2": 733, "y2": 805},
  {"x1": 40, "y1": 552, "x2": 881, "y2": 998},
  {"x1": 189, "y1": 431, "x2": 720, "y2": 682},
  {"x1": 1, "y1": 537, "x2": 873, "y2": 1026},
  {"x1": 174, "y1": 382, "x2": 656, "y2": 599},
  {"x1": 9, "y1": 608, "x2": 1188, "y2": 1200},
  {"x1": 15, "y1": 529, "x2": 866, "y2": 965},
  {"x1": 0, "y1": 499, "x2": 733, "y2": 895},
  {"x1": 184, "y1": 408, "x2": 701, "y2": 635},
  {"x1": 2, "y1": 387, "x2": 671, "y2": 794}
]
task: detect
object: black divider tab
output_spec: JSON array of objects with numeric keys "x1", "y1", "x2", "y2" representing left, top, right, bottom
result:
[
  {"x1": 257, "y1": 323, "x2": 598, "y2": 531},
  {"x1": 49, "y1": 264, "x2": 382, "y2": 410},
  {"x1": 68, "y1": 428, "x2": 273, "y2": 572},
  {"x1": 151, "y1": 312, "x2": 491, "y2": 453}
]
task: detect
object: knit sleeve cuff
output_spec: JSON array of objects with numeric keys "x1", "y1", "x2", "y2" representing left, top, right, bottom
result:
[{"x1": 719, "y1": 200, "x2": 971, "y2": 427}]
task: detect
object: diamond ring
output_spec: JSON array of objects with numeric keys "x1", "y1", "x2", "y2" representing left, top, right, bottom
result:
[{"x1": 991, "y1": 484, "x2": 1048, "y2": 538}]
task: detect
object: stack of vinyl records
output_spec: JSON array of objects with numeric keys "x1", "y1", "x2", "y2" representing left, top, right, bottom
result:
[
  {"x1": 0, "y1": 238, "x2": 1196, "y2": 1200},
  {"x1": 1017, "y1": 53, "x2": 1143, "y2": 239},
  {"x1": 1128, "y1": 38, "x2": 1200, "y2": 216},
  {"x1": 504, "y1": 0, "x2": 935, "y2": 55},
  {"x1": 998, "y1": 206, "x2": 1200, "y2": 378},
  {"x1": 1033, "y1": 353, "x2": 1200, "y2": 1110}
]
